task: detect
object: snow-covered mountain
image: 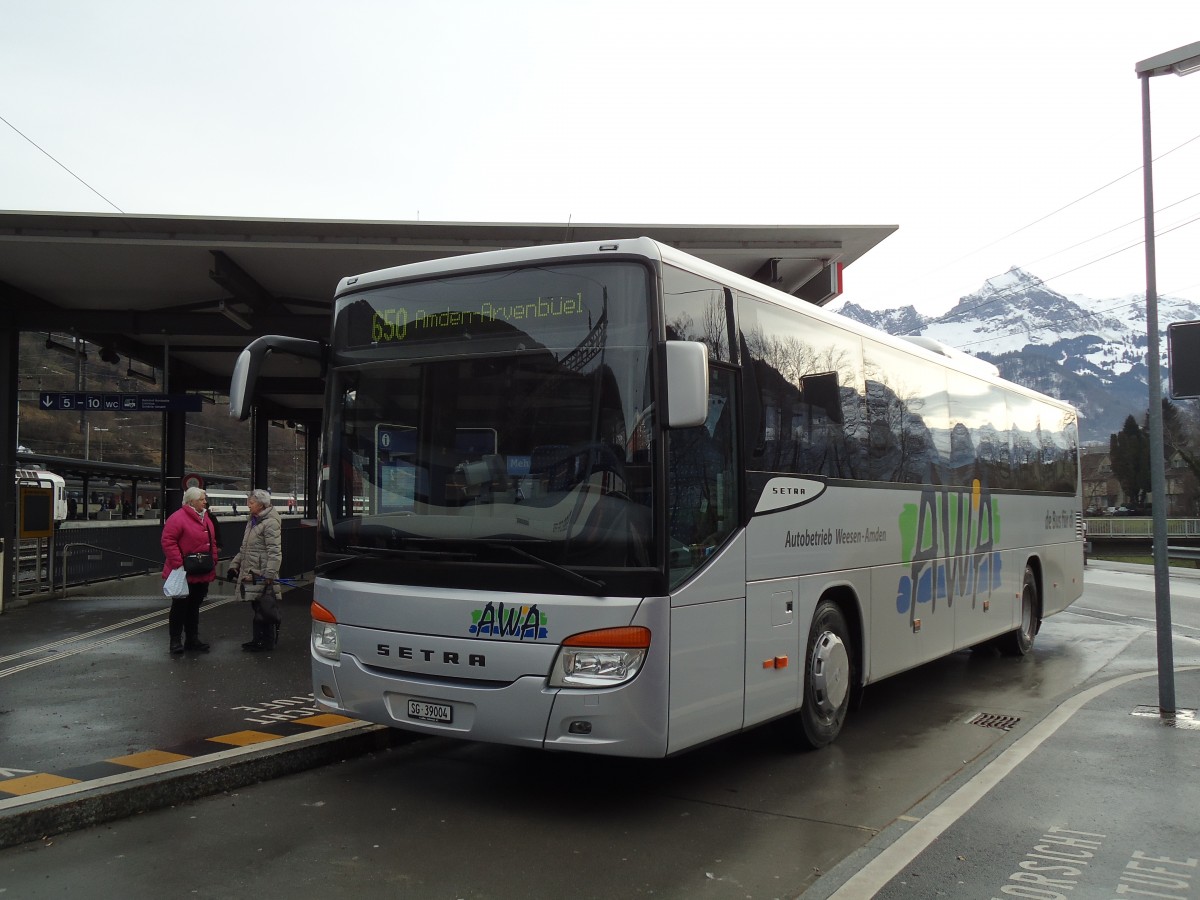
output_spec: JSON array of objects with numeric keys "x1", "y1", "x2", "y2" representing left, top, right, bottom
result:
[{"x1": 833, "y1": 267, "x2": 1200, "y2": 444}]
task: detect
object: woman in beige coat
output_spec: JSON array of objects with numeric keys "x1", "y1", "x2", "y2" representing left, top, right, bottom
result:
[{"x1": 227, "y1": 488, "x2": 283, "y2": 651}]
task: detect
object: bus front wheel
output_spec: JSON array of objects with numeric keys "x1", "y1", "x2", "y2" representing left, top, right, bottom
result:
[{"x1": 793, "y1": 599, "x2": 855, "y2": 750}]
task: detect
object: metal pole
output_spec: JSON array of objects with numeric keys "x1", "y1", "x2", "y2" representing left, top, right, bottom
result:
[{"x1": 1140, "y1": 72, "x2": 1176, "y2": 716}]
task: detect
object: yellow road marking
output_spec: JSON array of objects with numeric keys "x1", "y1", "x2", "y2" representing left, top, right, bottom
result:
[
  {"x1": 108, "y1": 749, "x2": 191, "y2": 768},
  {"x1": 0, "y1": 773, "x2": 81, "y2": 795},
  {"x1": 208, "y1": 730, "x2": 279, "y2": 747},
  {"x1": 295, "y1": 714, "x2": 356, "y2": 727}
]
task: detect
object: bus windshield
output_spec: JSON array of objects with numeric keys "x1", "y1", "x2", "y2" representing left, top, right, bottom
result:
[{"x1": 325, "y1": 261, "x2": 657, "y2": 591}]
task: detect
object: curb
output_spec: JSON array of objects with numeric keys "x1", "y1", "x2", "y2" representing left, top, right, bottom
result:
[{"x1": 0, "y1": 723, "x2": 412, "y2": 850}]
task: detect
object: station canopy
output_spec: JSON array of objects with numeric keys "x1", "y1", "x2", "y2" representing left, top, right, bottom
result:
[{"x1": 0, "y1": 212, "x2": 896, "y2": 419}]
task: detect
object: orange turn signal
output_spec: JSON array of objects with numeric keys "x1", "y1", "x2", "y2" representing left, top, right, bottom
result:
[
  {"x1": 562, "y1": 626, "x2": 651, "y2": 649},
  {"x1": 311, "y1": 600, "x2": 337, "y2": 623}
]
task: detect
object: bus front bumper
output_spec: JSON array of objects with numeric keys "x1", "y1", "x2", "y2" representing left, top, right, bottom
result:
[{"x1": 312, "y1": 651, "x2": 669, "y2": 757}]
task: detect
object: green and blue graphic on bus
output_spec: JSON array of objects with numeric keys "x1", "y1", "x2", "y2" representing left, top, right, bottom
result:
[
  {"x1": 896, "y1": 479, "x2": 1002, "y2": 616},
  {"x1": 469, "y1": 602, "x2": 548, "y2": 640}
]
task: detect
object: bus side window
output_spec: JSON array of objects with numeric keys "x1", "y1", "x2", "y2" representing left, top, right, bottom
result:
[
  {"x1": 737, "y1": 295, "x2": 867, "y2": 480},
  {"x1": 739, "y1": 331, "x2": 764, "y2": 460}
]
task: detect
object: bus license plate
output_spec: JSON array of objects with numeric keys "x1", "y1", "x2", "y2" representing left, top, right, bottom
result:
[{"x1": 408, "y1": 699, "x2": 452, "y2": 723}]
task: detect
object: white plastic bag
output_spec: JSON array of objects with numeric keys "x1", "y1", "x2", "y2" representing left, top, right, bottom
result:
[{"x1": 163, "y1": 566, "x2": 188, "y2": 598}]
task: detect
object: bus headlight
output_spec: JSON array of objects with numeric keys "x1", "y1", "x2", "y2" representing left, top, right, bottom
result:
[
  {"x1": 548, "y1": 626, "x2": 650, "y2": 688},
  {"x1": 311, "y1": 600, "x2": 340, "y2": 661}
]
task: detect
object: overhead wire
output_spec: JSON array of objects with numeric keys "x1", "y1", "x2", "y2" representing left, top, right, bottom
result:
[
  {"x1": 1021, "y1": 190, "x2": 1200, "y2": 269},
  {"x1": 930, "y1": 212, "x2": 1200, "y2": 351},
  {"x1": 0, "y1": 112, "x2": 125, "y2": 214},
  {"x1": 888, "y1": 131, "x2": 1200, "y2": 344},
  {"x1": 933, "y1": 131, "x2": 1200, "y2": 275}
]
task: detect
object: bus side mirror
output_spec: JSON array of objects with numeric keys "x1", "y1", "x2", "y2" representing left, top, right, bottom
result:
[
  {"x1": 229, "y1": 335, "x2": 326, "y2": 421},
  {"x1": 665, "y1": 340, "x2": 709, "y2": 429}
]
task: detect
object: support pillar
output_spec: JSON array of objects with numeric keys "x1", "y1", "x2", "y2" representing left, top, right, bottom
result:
[
  {"x1": 251, "y1": 409, "x2": 269, "y2": 490},
  {"x1": 164, "y1": 410, "x2": 186, "y2": 513},
  {"x1": 0, "y1": 325, "x2": 17, "y2": 612}
]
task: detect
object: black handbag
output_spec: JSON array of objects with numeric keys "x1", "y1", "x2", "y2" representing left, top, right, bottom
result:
[
  {"x1": 183, "y1": 553, "x2": 213, "y2": 574},
  {"x1": 183, "y1": 520, "x2": 216, "y2": 573},
  {"x1": 252, "y1": 581, "x2": 282, "y2": 625}
]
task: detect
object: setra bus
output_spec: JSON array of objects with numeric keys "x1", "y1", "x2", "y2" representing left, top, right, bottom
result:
[{"x1": 230, "y1": 237, "x2": 1084, "y2": 757}]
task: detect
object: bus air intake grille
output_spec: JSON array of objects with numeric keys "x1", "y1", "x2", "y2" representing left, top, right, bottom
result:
[{"x1": 967, "y1": 713, "x2": 1021, "y2": 731}]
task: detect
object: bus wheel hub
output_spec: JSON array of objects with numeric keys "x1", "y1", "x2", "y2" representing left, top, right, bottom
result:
[{"x1": 810, "y1": 632, "x2": 849, "y2": 716}]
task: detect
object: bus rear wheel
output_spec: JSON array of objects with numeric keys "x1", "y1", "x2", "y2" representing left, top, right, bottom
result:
[
  {"x1": 997, "y1": 565, "x2": 1039, "y2": 656},
  {"x1": 792, "y1": 599, "x2": 855, "y2": 750}
]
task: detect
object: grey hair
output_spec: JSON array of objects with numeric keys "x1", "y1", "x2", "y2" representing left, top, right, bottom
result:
[
  {"x1": 247, "y1": 488, "x2": 272, "y2": 507},
  {"x1": 183, "y1": 486, "x2": 207, "y2": 505}
]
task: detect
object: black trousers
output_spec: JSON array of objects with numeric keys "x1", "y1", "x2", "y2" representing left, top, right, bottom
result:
[{"x1": 169, "y1": 580, "x2": 209, "y2": 642}]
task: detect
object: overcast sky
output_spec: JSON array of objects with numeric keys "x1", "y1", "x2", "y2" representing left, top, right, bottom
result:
[{"x1": 3, "y1": 1, "x2": 1199, "y2": 326}]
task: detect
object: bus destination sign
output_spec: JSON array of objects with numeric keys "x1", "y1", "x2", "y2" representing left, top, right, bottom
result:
[
  {"x1": 39, "y1": 392, "x2": 204, "y2": 413},
  {"x1": 347, "y1": 292, "x2": 589, "y2": 348}
]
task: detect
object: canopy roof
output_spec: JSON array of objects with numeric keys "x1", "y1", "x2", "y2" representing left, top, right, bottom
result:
[{"x1": 0, "y1": 211, "x2": 896, "y2": 417}]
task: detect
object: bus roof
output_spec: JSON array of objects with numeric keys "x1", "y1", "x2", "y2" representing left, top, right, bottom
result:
[{"x1": 334, "y1": 237, "x2": 1076, "y2": 415}]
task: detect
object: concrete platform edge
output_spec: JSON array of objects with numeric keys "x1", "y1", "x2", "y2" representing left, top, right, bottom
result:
[{"x1": 0, "y1": 724, "x2": 412, "y2": 850}]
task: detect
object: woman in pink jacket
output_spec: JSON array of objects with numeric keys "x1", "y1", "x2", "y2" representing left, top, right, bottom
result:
[{"x1": 160, "y1": 486, "x2": 220, "y2": 655}]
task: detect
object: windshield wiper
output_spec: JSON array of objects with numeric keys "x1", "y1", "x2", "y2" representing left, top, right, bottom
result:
[
  {"x1": 314, "y1": 554, "x2": 358, "y2": 576},
  {"x1": 344, "y1": 545, "x2": 477, "y2": 560},
  {"x1": 486, "y1": 542, "x2": 605, "y2": 592},
  {"x1": 316, "y1": 546, "x2": 476, "y2": 576}
]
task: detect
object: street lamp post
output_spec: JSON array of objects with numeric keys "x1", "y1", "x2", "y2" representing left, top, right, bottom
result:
[{"x1": 1135, "y1": 40, "x2": 1200, "y2": 717}]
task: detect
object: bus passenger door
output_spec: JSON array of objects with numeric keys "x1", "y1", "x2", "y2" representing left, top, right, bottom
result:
[
  {"x1": 666, "y1": 366, "x2": 750, "y2": 752},
  {"x1": 744, "y1": 579, "x2": 800, "y2": 726}
]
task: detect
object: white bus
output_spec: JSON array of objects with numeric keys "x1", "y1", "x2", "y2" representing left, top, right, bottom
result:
[{"x1": 231, "y1": 238, "x2": 1084, "y2": 757}]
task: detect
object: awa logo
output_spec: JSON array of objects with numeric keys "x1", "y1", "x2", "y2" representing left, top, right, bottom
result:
[
  {"x1": 469, "y1": 601, "x2": 548, "y2": 640},
  {"x1": 896, "y1": 479, "x2": 1001, "y2": 620}
]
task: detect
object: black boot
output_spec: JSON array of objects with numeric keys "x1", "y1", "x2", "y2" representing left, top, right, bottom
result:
[
  {"x1": 184, "y1": 636, "x2": 210, "y2": 652},
  {"x1": 242, "y1": 620, "x2": 266, "y2": 651},
  {"x1": 169, "y1": 639, "x2": 184, "y2": 655}
]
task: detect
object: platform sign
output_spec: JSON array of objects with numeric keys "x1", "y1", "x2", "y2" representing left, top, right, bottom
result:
[
  {"x1": 38, "y1": 392, "x2": 203, "y2": 412},
  {"x1": 19, "y1": 487, "x2": 53, "y2": 539}
]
